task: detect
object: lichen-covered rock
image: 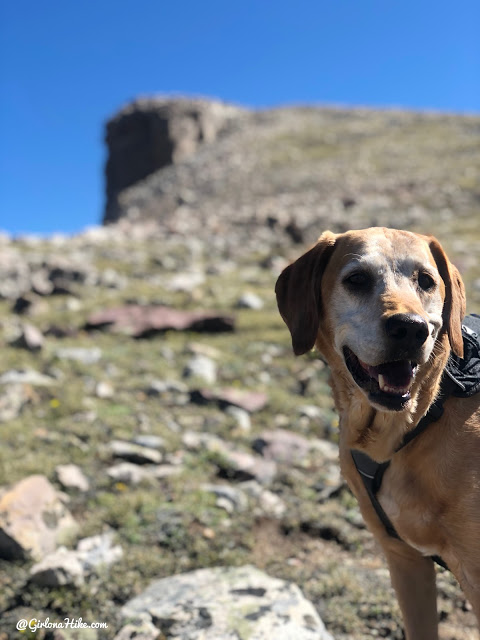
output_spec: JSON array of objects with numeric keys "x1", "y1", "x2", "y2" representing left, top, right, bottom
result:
[{"x1": 121, "y1": 565, "x2": 334, "y2": 639}]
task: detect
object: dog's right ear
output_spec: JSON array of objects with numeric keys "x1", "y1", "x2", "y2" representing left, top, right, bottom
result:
[{"x1": 275, "y1": 231, "x2": 337, "y2": 355}]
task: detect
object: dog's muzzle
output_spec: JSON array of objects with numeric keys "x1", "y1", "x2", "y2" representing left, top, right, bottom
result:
[{"x1": 343, "y1": 346, "x2": 419, "y2": 411}]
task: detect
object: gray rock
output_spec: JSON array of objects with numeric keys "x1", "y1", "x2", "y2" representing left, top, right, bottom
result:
[
  {"x1": 11, "y1": 323, "x2": 44, "y2": 351},
  {"x1": 107, "y1": 462, "x2": 156, "y2": 485},
  {"x1": 0, "y1": 475, "x2": 78, "y2": 560},
  {"x1": 55, "y1": 464, "x2": 90, "y2": 492},
  {"x1": 186, "y1": 341, "x2": 223, "y2": 360},
  {"x1": 0, "y1": 247, "x2": 32, "y2": 299},
  {"x1": 107, "y1": 461, "x2": 181, "y2": 484},
  {"x1": 29, "y1": 547, "x2": 85, "y2": 587},
  {"x1": 0, "y1": 383, "x2": 31, "y2": 422},
  {"x1": 0, "y1": 369, "x2": 57, "y2": 386},
  {"x1": 242, "y1": 482, "x2": 287, "y2": 518},
  {"x1": 257, "y1": 490, "x2": 287, "y2": 518},
  {"x1": 183, "y1": 354, "x2": 217, "y2": 384},
  {"x1": 216, "y1": 449, "x2": 277, "y2": 485},
  {"x1": 309, "y1": 438, "x2": 340, "y2": 462},
  {"x1": 29, "y1": 533, "x2": 123, "y2": 587},
  {"x1": 132, "y1": 434, "x2": 166, "y2": 450},
  {"x1": 146, "y1": 379, "x2": 189, "y2": 396},
  {"x1": 109, "y1": 440, "x2": 163, "y2": 465},
  {"x1": 76, "y1": 532, "x2": 123, "y2": 571},
  {"x1": 226, "y1": 405, "x2": 252, "y2": 433},
  {"x1": 99, "y1": 267, "x2": 127, "y2": 289},
  {"x1": 167, "y1": 270, "x2": 205, "y2": 292},
  {"x1": 114, "y1": 614, "x2": 160, "y2": 640},
  {"x1": 95, "y1": 381, "x2": 114, "y2": 398},
  {"x1": 55, "y1": 347, "x2": 102, "y2": 364},
  {"x1": 121, "y1": 565, "x2": 334, "y2": 639},
  {"x1": 190, "y1": 387, "x2": 268, "y2": 413},
  {"x1": 181, "y1": 430, "x2": 226, "y2": 451},
  {"x1": 298, "y1": 404, "x2": 326, "y2": 420},
  {"x1": 201, "y1": 484, "x2": 248, "y2": 513},
  {"x1": 236, "y1": 292, "x2": 264, "y2": 310},
  {"x1": 252, "y1": 429, "x2": 312, "y2": 464}
]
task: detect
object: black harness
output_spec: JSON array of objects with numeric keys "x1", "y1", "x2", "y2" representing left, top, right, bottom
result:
[{"x1": 351, "y1": 314, "x2": 480, "y2": 571}]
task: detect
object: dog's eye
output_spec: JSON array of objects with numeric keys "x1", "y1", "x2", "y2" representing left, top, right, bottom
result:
[
  {"x1": 418, "y1": 272, "x2": 436, "y2": 291},
  {"x1": 343, "y1": 272, "x2": 371, "y2": 290}
]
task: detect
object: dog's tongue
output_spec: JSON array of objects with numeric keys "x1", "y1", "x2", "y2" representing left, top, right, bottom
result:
[{"x1": 360, "y1": 359, "x2": 415, "y2": 394}]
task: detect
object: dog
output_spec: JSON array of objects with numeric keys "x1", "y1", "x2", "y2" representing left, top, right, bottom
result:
[{"x1": 275, "y1": 227, "x2": 480, "y2": 639}]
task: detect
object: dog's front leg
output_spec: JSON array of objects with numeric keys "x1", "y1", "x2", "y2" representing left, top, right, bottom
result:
[{"x1": 382, "y1": 537, "x2": 438, "y2": 640}]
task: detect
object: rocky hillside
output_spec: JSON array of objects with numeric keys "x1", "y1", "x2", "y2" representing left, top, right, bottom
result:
[
  {"x1": 0, "y1": 99, "x2": 479, "y2": 639},
  {"x1": 104, "y1": 99, "x2": 480, "y2": 252}
]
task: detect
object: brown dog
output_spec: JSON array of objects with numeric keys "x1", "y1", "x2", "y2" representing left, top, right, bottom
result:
[{"x1": 276, "y1": 227, "x2": 480, "y2": 639}]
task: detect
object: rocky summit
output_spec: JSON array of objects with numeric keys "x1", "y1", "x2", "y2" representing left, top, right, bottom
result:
[{"x1": 0, "y1": 97, "x2": 479, "y2": 639}]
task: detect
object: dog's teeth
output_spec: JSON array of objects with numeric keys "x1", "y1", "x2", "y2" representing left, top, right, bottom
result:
[{"x1": 378, "y1": 373, "x2": 410, "y2": 395}]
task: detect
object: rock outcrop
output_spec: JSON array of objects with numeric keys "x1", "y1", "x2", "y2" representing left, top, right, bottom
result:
[
  {"x1": 101, "y1": 99, "x2": 480, "y2": 263},
  {"x1": 104, "y1": 97, "x2": 243, "y2": 224}
]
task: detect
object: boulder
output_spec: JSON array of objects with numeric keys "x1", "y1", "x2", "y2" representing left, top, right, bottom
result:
[
  {"x1": 0, "y1": 475, "x2": 78, "y2": 560},
  {"x1": 121, "y1": 565, "x2": 334, "y2": 639}
]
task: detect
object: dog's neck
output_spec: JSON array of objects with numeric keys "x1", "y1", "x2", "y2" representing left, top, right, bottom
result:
[{"x1": 318, "y1": 335, "x2": 451, "y2": 462}]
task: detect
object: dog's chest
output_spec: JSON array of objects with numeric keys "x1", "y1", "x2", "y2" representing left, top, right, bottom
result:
[{"x1": 377, "y1": 467, "x2": 446, "y2": 558}]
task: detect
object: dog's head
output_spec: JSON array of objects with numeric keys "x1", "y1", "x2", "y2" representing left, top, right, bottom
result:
[{"x1": 276, "y1": 228, "x2": 466, "y2": 412}]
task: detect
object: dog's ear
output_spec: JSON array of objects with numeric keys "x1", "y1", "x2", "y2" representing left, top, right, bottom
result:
[
  {"x1": 428, "y1": 237, "x2": 466, "y2": 358},
  {"x1": 275, "y1": 231, "x2": 337, "y2": 355}
]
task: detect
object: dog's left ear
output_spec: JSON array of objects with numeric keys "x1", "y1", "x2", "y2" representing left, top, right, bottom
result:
[
  {"x1": 428, "y1": 237, "x2": 466, "y2": 358},
  {"x1": 275, "y1": 231, "x2": 337, "y2": 355}
]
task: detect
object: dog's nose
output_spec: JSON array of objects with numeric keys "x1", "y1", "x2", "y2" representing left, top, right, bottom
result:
[{"x1": 385, "y1": 313, "x2": 429, "y2": 346}]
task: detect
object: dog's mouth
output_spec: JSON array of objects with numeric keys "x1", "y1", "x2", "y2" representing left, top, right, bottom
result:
[{"x1": 343, "y1": 346, "x2": 418, "y2": 411}]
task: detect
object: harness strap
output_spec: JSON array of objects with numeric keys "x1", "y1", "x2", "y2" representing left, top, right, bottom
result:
[{"x1": 351, "y1": 451, "x2": 396, "y2": 538}]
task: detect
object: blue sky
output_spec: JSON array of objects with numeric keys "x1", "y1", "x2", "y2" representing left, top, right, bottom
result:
[{"x1": 1, "y1": 0, "x2": 479, "y2": 235}]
